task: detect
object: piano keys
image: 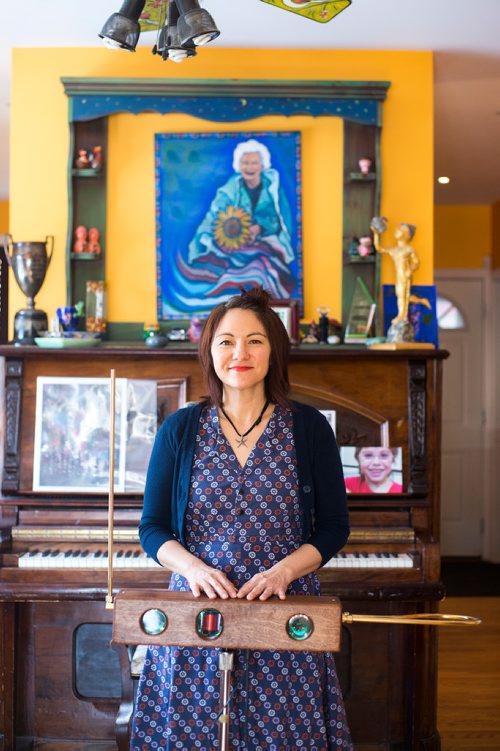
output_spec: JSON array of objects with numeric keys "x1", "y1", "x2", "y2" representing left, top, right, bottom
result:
[
  {"x1": 324, "y1": 551, "x2": 414, "y2": 569},
  {"x1": 17, "y1": 545, "x2": 161, "y2": 569},
  {"x1": 14, "y1": 545, "x2": 414, "y2": 570}
]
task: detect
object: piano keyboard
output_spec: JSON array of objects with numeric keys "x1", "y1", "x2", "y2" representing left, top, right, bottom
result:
[
  {"x1": 324, "y1": 552, "x2": 414, "y2": 569},
  {"x1": 16, "y1": 548, "x2": 413, "y2": 570},
  {"x1": 18, "y1": 548, "x2": 161, "y2": 569}
]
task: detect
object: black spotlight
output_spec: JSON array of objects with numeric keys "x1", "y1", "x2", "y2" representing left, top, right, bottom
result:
[
  {"x1": 157, "y1": 0, "x2": 196, "y2": 62},
  {"x1": 176, "y1": 0, "x2": 220, "y2": 47},
  {"x1": 99, "y1": 0, "x2": 146, "y2": 52}
]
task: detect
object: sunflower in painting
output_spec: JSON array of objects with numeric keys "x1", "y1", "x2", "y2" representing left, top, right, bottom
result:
[{"x1": 214, "y1": 205, "x2": 252, "y2": 251}]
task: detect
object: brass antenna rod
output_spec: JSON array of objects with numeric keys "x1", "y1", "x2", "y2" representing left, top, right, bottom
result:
[
  {"x1": 342, "y1": 612, "x2": 481, "y2": 627},
  {"x1": 105, "y1": 368, "x2": 116, "y2": 611}
]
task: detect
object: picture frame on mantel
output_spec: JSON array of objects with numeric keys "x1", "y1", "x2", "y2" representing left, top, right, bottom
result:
[{"x1": 271, "y1": 298, "x2": 300, "y2": 342}]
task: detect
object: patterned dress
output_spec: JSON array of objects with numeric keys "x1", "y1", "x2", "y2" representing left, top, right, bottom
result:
[{"x1": 131, "y1": 405, "x2": 352, "y2": 750}]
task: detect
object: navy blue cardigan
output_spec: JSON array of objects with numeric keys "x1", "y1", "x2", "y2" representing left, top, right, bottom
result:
[{"x1": 139, "y1": 401, "x2": 350, "y2": 567}]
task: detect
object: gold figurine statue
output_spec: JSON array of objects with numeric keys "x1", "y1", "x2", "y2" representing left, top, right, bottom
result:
[
  {"x1": 370, "y1": 216, "x2": 428, "y2": 344},
  {"x1": 370, "y1": 217, "x2": 419, "y2": 322},
  {"x1": 368, "y1": 217, "x2": 435, "y2": 349}
]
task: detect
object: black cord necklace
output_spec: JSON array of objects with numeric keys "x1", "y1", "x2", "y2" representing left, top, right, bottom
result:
[{"x1": 220, "y1": 399, "x2": 270, "y2": 448}]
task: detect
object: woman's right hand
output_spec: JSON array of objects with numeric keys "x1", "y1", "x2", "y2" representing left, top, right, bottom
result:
[
  {"x1": 155, "y1": 539, "x2": 237, "y2": 599},
  {"x1": 184, "y1": 558, "x2": 238, "y2": 600}
]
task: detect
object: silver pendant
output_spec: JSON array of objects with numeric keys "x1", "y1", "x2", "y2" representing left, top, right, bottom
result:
[{"x1": 236, "y1": 436, "x2": 247, "y2": 448}]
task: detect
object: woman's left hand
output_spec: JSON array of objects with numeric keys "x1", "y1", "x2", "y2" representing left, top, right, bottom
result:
[{"x1": 236, "y1": 562, "x2": 292, "y2": 601}]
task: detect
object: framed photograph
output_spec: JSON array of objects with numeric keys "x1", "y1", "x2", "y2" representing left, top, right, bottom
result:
[
  {"x1": 271, "y1": 298, "x2": 300, "y2": 342},
  {"x1": 124, "y1": 379, "x2": 158, "y2": 492},
  {"x1": 155, "y1": 131, "x2": 303, "y2": 319},
  {"x1": 33, "y1": 377, "x2": 128, "y2": 493},
  {"x1": 32, "y1": 377, "x2": 169, "y2": 494},
  {"x1": 340, "y1": 445, "x2": 403, "y2": 494},
  {"x1": 105, "y1": 377, "x2": 186, "y2": 491},
  {"x1": 157, "y1": 377, "x2": 187, "y2": 426},
  {"x1": 319, "y1": 410, "x2": 336, "y2": 434}
]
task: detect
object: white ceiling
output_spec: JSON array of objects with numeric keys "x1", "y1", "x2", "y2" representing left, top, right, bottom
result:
[{"x1": 1, "y1": 0, "x2": 499, "y2": 204}]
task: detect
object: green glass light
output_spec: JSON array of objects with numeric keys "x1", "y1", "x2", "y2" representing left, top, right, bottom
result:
[
  {"x1": 140, "y1": 608, "x2": 168, "y2": 636},
  {"x1": 196, "y1": 608, "x2": 223, "y2": 639},
  {"x1": 287, "y1": 613, "x2": 314, "y2": 641}
]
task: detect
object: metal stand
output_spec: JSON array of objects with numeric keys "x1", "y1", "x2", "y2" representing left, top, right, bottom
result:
[{"x1": 218, "y1": 650, "x2": 234, "y2": 751}]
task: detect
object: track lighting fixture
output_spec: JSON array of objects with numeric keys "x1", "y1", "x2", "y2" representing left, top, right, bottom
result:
[
  {"x1": 99, "y1": 0, "x2": 219, "y2": 61},
  {"x1": 157, "y1": 0, "x2": 196, "y2": 62},
  {"x1": 99, "y1": 0, "x2": 146, "y2": 52},
  {"x1": 175, "y1": 0, "x2": 220, "y2": 47}
]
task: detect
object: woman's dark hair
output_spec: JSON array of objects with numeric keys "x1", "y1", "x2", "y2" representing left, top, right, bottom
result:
[{"x1": 198, "y1": 286, "x2": 291, "y2": 407}]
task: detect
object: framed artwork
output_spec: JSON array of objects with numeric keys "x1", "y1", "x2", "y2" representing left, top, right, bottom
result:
[
  {"x1": 383, "y1": 284, "x2": 439, "y2": 347},
  {"x1": 128, "y1": 377, "x2": 186, "y2": 489},
  {"x1": 157, "y1": 377, "x2": 187, "y2": 425},
  {"x1": 33, "y1": 377, "x2": 160, "y2": 494},
  {"x1": 271, "y1": 298, "x2": 300, "y2": 342},
  {"x1": 340, "y1": 446, "x2": 403, "y2": 494},
  {"x1": 124, "y1": 379, "x2": 158, "y2": 492},
  {"x1": 319, "y1": 410, "x2": 336, "y2": 434},
  {"x1": 155, "y1": 131, "x2": 303, "y2": 319},
  {"x1": 33, "y1": 377, "x2": 127, "y2": 493}
]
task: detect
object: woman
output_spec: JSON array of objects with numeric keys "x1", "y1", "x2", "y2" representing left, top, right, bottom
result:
[
  {"x1": 181, "y1": 139, "x2": 296, "y2": 302},
  {"x1": 344, "y1": 447, "x2": 402, "y2": 494},
  {"x1": 131, "y1": 287, "x2": 352, "y2": 750}
]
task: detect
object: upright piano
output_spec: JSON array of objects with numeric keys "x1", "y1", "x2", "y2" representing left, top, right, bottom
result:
[{"x1": 0, "y1": 344, "x2": 447, "y2": 751}]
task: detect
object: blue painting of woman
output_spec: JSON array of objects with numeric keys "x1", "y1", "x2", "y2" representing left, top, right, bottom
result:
[
  {"x1": 156, "y1": 132, "x2": 302, "y2": 318},
  {"x1": 184, "y1": 137, "x2": 295, "y2": 299}
]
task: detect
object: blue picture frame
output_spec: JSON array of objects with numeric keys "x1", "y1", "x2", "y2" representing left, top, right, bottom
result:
[
  {"x1": 155, "y1": 131, "x2": 303, "y2": 319},
  {"x1": 383, "y1": 284, "x2": 439, "y2": 347}
]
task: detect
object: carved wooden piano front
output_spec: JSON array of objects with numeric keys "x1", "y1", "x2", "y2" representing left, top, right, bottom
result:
[{"x1": 0, "y1": 345, "x2": 446, "y2": 751}]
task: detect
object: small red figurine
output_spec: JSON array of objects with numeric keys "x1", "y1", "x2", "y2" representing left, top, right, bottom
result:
[
  {"x1": 73, "y1": 225, "x2": 88, "y2": 254},
  {"x1": 75, "y1": 149, "x2": 90, "y2": 169},
  {"x1": 87, "y1": 227, "x2": 101, "y2": 255}
]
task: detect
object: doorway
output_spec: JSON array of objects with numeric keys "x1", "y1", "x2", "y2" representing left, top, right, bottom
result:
[{"x1": 434, "y1": 273, "x2": 485, "y2": 557}]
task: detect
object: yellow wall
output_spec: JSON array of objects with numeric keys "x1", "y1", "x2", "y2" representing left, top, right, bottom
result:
[
  {"x1": 10, "y1": 47, "x2": 434, "y2": 326},
  {"x1": 492, "y1": 201, "x2": 500, "y2": 271},
  {"x1": 0, "y1": 200, "x2": 8, "y2": 234},
  {"x1": 107, "y1": 112, "x2": 343, "y2": 324},
  {"x1": 434, "y1": 205, "x2": 492, "y2": 270}
]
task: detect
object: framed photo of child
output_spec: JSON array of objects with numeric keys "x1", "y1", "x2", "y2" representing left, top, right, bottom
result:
[{"x1": 340, "y1": 446, "x2": 403, "y2": 494}]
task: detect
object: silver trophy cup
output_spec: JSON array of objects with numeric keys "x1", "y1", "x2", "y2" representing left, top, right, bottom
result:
[{"x1": 2, "y1": 234, "x2": 53, "y2": 344}]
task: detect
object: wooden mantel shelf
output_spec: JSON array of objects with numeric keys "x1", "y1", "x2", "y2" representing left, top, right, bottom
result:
[{"x1": 0, "y1": 343, "x2": 448, "y2": 361}]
